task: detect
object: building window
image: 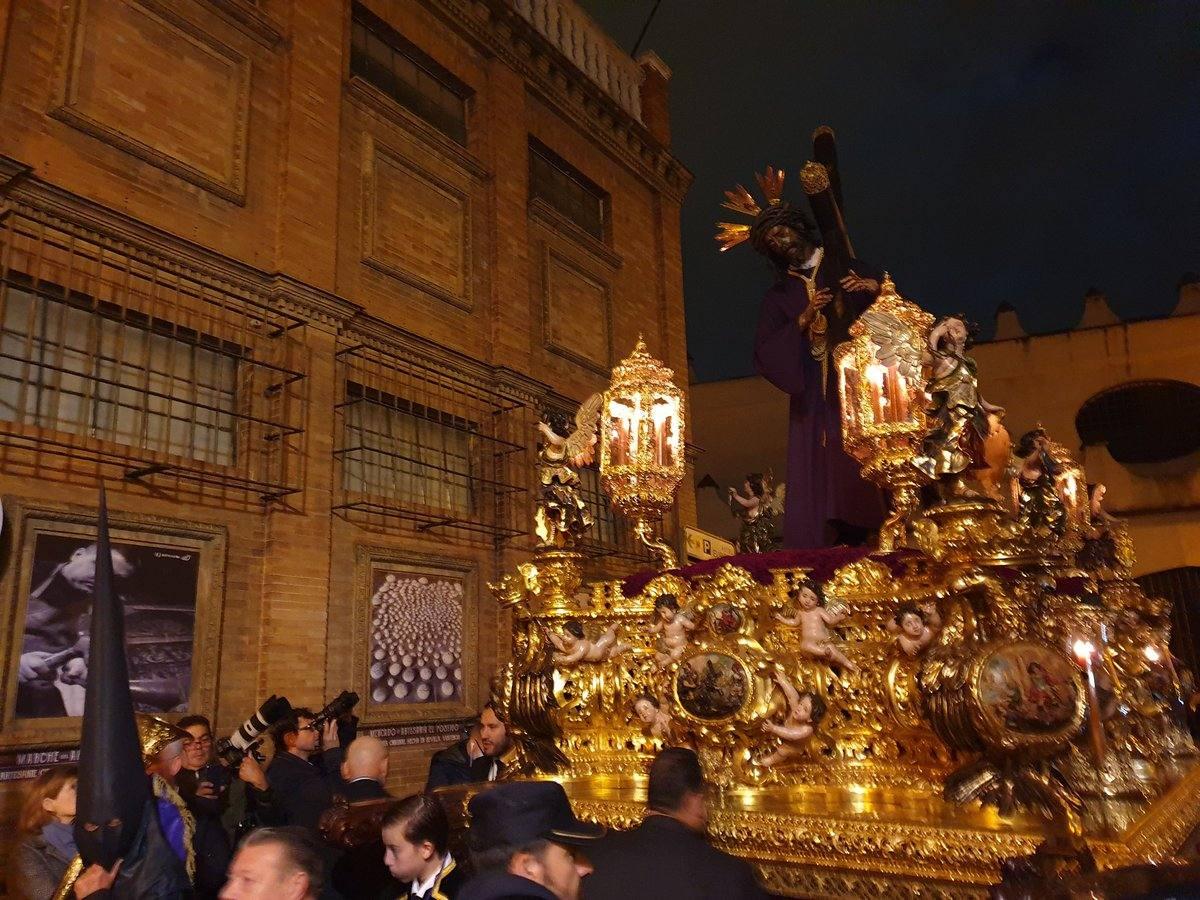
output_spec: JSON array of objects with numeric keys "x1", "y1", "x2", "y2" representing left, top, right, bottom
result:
[
  {"x1": 529, "y1": 139, "x2": 608, "y2": 242},
  {"x1": 341, "y1": 381, "x2": 475, "y2": 517},
  {"x1": 1076, "y1": 380, "x2": 1200, "y2": 464},
  {"x1": 350, "y1": 2, "x2": 470, "y2": 145},
  {"x1": 1137, "y1": 567, "x2": 1200, "y2": 674},
  {"x1": 0, "y1": 285, "x2": 238, "y2": 466}
]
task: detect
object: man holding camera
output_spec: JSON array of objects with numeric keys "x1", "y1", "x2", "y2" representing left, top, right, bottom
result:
[
  {"x1": 266, "y1": 709, "x2": 346, "y2": 833},
  {"x1": 177, "y1": 714, "x2": 276, "y2": 898}
]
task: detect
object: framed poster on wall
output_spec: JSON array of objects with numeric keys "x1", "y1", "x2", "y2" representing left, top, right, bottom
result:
[
  {"x1": 354, "y1": 546, "x2": 477, "y2": 724},
  {"x1": 0, "y1": 499, "x2": 226, "y2": 746}
]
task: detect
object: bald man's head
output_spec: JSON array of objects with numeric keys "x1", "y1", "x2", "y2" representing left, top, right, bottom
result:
[{"x1": 341, "y1": 736, "x2": 389, "y2": 784}]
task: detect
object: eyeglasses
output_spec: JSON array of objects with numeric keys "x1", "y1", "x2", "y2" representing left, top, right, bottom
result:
[{"x1": 298, "y1": 725, "x2": 318, "y2": 732}]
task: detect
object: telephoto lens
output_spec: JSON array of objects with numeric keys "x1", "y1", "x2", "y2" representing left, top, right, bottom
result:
[
  {"x1": 216, "y1": 694, "x2": 293, "y2": 766},
  {"x1": 309, "y1": 690, "x2": 360, "y2": 731}
]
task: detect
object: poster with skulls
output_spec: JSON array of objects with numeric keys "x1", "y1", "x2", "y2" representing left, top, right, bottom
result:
[{"x1": 368, "y1": 568, "x2": 465, "y2": 707}]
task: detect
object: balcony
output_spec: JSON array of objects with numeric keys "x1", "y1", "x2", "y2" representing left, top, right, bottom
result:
[{"x1": 510, "y1": 0, "x2": 643, "y2": 122}]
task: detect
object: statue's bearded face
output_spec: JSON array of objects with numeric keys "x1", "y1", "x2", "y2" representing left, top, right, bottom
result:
[{"x1": 763, "y1": 224, "x2": 814, "y2": 268}]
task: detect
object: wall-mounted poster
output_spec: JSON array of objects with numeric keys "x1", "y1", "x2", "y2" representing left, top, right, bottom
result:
[
  {"x1": 17, "y1": 534, "x2": 199, "y2": 718},
  {"x1": 356, "y1": 548, "x2": 476, "y2": 723},
  {"x1": 1, "y1": 501, "x2": 225, "y2": 745}
]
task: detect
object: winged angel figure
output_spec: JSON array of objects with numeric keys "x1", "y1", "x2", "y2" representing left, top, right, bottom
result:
[
  {"x1": 729, "y1": 472, "x2": 786, "y2": 553},
  {"x1": 535, "y1": 393, "x2": 603, "y2": 548}
]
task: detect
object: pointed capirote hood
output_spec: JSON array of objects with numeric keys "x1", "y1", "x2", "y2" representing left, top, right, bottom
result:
[{"x1": 73, "y1": 485, "x2": 151, "y2": 867}]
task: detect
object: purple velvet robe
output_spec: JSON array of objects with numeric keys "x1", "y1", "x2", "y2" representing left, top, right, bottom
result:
[{"x1": 753, "y1": 262, "x2": 885, "y2": 548}]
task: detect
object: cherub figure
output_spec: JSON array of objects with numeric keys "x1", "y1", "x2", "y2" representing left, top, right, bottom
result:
[
  {"x1": 728, "y1": 472, "x2": 784, "y2": 553},
  {"x1": 649, "y1": 594, "x2": 696, "y2": 665},
  {"x1": 534, "y1": 394, "x2": 603, "y2": 549},
  {"x1": 548, "y1": 620, "x2": 627, "y2": 666},
  {"x1": 775, "y1": 577, "x2": 857, "y2": 672},
  {"x1": 887, "y1": 601, "x2": 942, "y2": 657},
  {"x1": 755, "y1": 672, "x2": 826, "y2": 767},
  {"x1": 633, "y1": 694, "x2": 675, "y2": 742}
]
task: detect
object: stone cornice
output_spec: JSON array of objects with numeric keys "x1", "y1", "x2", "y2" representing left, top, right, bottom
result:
[
  {"x1": 345, "y1": 77, "x2": 493, "y2": 182},
  {"x1": 208, "y1": 0, "x2": 286, "y2": 50},
  {"x1": 528, "y1": 198, "x2": 623, "y2": 270},
  {"x1": 421, "y1": 0, "x2": 693, "y2": 204}
]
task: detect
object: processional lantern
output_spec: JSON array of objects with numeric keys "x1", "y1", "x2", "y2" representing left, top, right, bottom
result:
[
  {"x1": 834, "y1": 273, "x2": 935, "y2": 551},
  {"x1": 599, "y1": 336, "x2": 685, "y2": 568}
]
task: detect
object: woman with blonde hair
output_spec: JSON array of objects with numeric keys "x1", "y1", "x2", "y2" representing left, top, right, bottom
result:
[{"x1": 12, "y1": 764, "x2": 79, "y2": 899}]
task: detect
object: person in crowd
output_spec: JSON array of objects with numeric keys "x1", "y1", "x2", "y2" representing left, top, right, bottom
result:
[
  {"x1": 424, "y1": 721, "x2": 484, "y2": 790},
  {"x1": 11, "y1": 764, "x2": 79, "y2": 900},
  {"x1": 327, "y1": 736, "x2": 395, "y2": 899},
  {"x1": 381, "y1": 793, "x2": 466, "y2": 900},
  {"x1": 266, "y1": 708, "x2": 345, "y2": 831},
  {"x1": 459, "y1": 781, "x2": 603, "y2": 900},
  {"x1": 469, "y1": 703, "x2": 511, "y2": 783},
  {"x1": 338, "y1": 735, "x2": 391, "y2": 802},
  {"x1": 177, "y1": 714, "x2": 273, "y2": 899},
  {"x1": 137, "y1": 713, "x2": 196, "y2": 876},
  {"x1": 582, "y1": 747, "x2": 767, "y2": 900},
  {"x1": 220, "y1": 826, "x2": 324, "y2": 900}
]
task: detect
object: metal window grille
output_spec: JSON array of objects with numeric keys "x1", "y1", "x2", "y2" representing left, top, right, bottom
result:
[
  {"x1": 1137, "y1": 567, "x2": 1200, "y2": 675},
  {"x1": 0, "y1": 284, "x2": 238, "y2": 466},
  {"x1": 529, "y1": 139, "x2": 608, "y2": 242},
  {"x1": 350, "y1": 2, "x2": 470, "y2": 145},
  {"x1": 575, "y1": 462, "x2": 653, "y2": 571},
  {"x1": 0, "y1": 205, "x2": 308, "y2": 501},
  {"x1": 334, "y1": 342, "x2": 532, "y2": 542},
  {"x1": 342, "y1": 380, "x2": 475, "y2": 517}
]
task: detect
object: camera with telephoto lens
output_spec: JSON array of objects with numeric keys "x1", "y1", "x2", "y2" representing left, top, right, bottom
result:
[
  {"x1": 217, "y1": 694, "x2": 293, "y2": 767},
  {"x1": 309, "y1": 690, "x2": 360, "y2": 732}
]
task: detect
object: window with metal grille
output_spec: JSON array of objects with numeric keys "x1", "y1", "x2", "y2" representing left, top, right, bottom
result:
[
  {"x1": 1137, "y1": 567, "x2": 1200, "y2": 675},
  {"x1": 341, "y1": 381, "x2": 475, "y2": 517},
  {"x1": 529, "y1": 139, "x2": 609, "y2": 242},
  {"x1": 1076, "y1": 380, "x2": 1200, "y2": 464},
  {"x1": 350, "y1": 2, "x2": 470, "y2": 145},
  {"x1": 0, "y1": 283, "x2": 238, "y2": 466}
]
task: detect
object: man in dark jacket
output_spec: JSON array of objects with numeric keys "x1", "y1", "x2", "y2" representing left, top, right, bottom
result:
[
  {"x1": 265, "y1": 709, "x2": 345, "y2": 831},
  {"x1": 459, "y1": 782, "x2": 603, "y2": 900},
  {"x1": 424, "y1": 722, "x2": 482, "y2": 791},
  {"x1": 582, "y1": 748, "x2": 767, "y2": 900},
  {"x1": 327, "y1": 736, "x2": 398, "y2": 899}
]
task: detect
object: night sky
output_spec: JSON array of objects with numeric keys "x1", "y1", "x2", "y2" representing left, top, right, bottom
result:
[{"x1": 578, "y1": 2, "x2": 1200, "y2": 382}]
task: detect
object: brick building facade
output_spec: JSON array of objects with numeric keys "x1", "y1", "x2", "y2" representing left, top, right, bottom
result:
[{"x1": 0, "y1": 0, "x2": 693, "y2": 864}]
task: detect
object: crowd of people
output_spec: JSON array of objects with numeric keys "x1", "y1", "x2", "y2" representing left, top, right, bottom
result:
[{"x1": 10, "y1": 702, "x2": 768, "y2": 900}]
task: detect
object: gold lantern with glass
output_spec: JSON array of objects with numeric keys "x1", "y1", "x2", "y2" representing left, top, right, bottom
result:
[
  {"x1": 834, "y1": 274, "x2": 935, "y2": 551},
  {"x1": 599, "y1": 336, "x2": 686, "y2": 567}
]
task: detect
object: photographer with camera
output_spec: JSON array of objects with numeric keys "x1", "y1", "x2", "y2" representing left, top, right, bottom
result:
[
  {"x1": 266, "y1": 693, "x2": 357, "y2": 834},
  {"x1": 177, "y1": 713, "x2": 277, "y2": 899}
]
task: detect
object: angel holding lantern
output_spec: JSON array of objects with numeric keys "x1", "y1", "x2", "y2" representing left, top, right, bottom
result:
[
  {"x1": 535, "y1": 395, "x2": 603, "y2": 548},
  {"x1": 728, "y1": 472, "x2": 785, "y2": 553}
]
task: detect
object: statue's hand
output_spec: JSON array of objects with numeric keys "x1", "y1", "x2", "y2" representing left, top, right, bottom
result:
[{"x1": 840, "y1": 270, "x2": 879, "y2": 295}]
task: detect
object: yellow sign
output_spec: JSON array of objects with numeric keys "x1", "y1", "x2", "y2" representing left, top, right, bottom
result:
[{"x1": 684, "y1": 526, "x2": 735, "y2": 561}]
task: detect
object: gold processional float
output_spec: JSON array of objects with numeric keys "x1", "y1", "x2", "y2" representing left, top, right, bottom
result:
[{"x1": 482, "y1": 278, "x2": 1200, "y2": 897}]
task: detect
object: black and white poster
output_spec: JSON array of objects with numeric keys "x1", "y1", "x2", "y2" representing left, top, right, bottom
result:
[{"x1": 16, "y1": 533, "x2": 199, "y2": 719}]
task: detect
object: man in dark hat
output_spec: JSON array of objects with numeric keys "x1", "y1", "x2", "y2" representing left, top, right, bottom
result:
[
  {"x1": 459, "y1": 781, "x2": 603, "y2": 900},
  {"x1": 70, "y1": 487, "x2": 191, "y2": 898},
  {"x1": 582, "y1": 748, "x2": 767, "y2": 900}
]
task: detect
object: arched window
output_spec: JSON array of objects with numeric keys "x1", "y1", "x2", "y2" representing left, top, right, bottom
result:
[{"x1": 1076, "y1": 380, "x2": 1200, "y2": 464}]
